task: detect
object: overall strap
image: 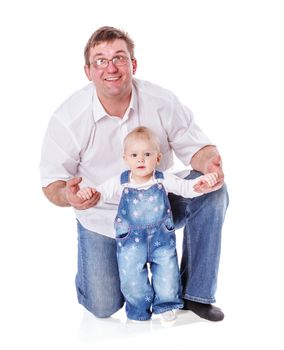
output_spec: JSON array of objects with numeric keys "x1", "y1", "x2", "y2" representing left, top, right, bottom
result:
[
  {"x1": 120, "y1": 170, "x2": 131, "y2": 185},
  {"x1": 154, "y1": 170, "x2": 164, "y2": 182}
]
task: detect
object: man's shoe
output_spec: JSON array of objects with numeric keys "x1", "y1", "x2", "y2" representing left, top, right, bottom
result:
[{"x1": 182, "y1": 300, "x2": 224, "y2": 322}]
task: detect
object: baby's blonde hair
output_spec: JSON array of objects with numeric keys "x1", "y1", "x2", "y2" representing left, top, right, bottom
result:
[{"x1": 123, "y1": 126, "x2": 160, "y2": 153}]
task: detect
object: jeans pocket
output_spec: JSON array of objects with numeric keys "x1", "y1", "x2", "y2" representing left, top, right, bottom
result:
[
  {"x1": 114, "y1": 218, "x2": 130, "y2": 239},
  {"x1": 162, "y1": 217, "x2": 175, "y2": 233},
  {"x1": 116, "y1": 231, "x2": 130, "y2": 239}
]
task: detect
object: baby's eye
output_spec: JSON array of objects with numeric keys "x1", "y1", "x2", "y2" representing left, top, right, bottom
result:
[
  {"x1": 130, "y1": 153, "x2": 137, "y2": 158},
  {"x1": 144, "y1": 152, "x2": 151, "y2": 157}
]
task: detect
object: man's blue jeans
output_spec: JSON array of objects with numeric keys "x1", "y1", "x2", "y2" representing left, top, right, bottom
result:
[{"x1": 75, "y1": 171, "x2": 229, "y2": 317}]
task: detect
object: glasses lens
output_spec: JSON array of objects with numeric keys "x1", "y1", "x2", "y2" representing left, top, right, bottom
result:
[
  {"x1": 113, "y1": 56, "x2": 128, "y2": 66},
  {"x1": 92, "y1": 56, "x2": 129, "y2": 69},
  {"x1": 94, "y1": 59, "x2": 108, "y2": 68}
]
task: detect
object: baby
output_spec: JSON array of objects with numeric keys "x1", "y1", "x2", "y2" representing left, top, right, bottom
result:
[{"x1": 77, "y1": 126, "x2": 217, "y2": 322}]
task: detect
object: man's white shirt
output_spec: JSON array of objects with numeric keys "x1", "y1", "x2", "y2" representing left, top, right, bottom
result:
[{"x1": 40, "y1": 78, "x2": 212, "y2": 237}]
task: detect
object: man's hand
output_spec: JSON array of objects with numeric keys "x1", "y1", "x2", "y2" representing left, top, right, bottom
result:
[
  {"x1": 205, "y1": 154, "x2": 224, "y2": 191},
  {"x1": 65, "y1": 177, "x2": 101, "y2": 210},
  {"x1": 191, "y1": 146, "x2": 225, "y2": 191},
  {"x1": 42, "y1": 178, "x2": 100, "y2": 209}
]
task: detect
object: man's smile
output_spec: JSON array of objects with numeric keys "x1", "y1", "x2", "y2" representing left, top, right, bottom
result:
[{"x1": 104, "y1": 76, "x2": 121, "y2": 81}]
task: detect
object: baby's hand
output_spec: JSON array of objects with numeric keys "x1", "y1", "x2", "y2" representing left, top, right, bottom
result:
[
  {"x1": 77, "y1": 187, "x2": 96, "y2": 201},
  {"x1": 194, "y1": 172, "x2": 218, "y2": 193}
]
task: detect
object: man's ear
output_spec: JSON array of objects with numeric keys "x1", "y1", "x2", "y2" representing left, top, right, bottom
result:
[
  {"x1": 132, "y1": 58, "x2": 137, "y2": 75},
  {"x1": 84, "y1": 65, "x2": 92, "y2": 81}
]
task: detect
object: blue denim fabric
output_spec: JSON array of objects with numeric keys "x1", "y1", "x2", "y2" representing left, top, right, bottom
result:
[
  {"x1": 75, "y1": 220, "x2": 124, "y2": 317},
  {"x1": 168, "y1": 170, "x2": 229, "y2": 303},
  {"x1": 115, "y1": 170, "x2": 183, "y2": 321},
  {"x1": 75, "y1": 170, "x2": 229, "y2": 318}
]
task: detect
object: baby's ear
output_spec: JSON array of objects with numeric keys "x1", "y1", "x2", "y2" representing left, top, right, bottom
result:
[
  {"x1": 157, "y1": 152, "x2": 162, "y2": 164},
  {"x1": 123, "y1": 154, "x2": 129, "y2": 165}
]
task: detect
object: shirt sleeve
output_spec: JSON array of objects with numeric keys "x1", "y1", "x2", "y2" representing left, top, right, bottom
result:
[
  {"x1": 39, "y1": 114, "x2": 80, "y2": 187},
  {"x1": 163, "y1": 172, "x2": 204, "y2": 198},
  {"x1": 96, "y1": 175, "x2": 122, "y2": 204},
  {"x1": 163, "y1": 94, "x2": 213, "y2": 166}
]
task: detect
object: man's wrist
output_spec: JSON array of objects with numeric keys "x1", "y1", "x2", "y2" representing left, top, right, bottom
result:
[
  {"x1": 60, "y1": 185, "x2": 71, "y2": 207},
  {"x1": 191, "y1": 145, "x2": 218, "y2": 173}
]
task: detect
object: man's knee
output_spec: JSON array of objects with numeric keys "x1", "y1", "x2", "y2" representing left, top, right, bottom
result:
[
  {"x1": 211, "y1": 183, "x2": 229, "y2": 210},
  {"x1": 80, "y1": 298, "x2": 124, "y2": 318},
  {"x1": 76, "y1": 280, "x2": 124, "y2": 318},
  {"x1": 92, "y1": 304, "x2": 124, "y2": 318}
]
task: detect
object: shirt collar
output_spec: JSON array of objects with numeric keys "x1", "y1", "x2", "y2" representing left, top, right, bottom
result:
[{"x1": 92, "y1": 82, "x2": 138, "y2": 122}]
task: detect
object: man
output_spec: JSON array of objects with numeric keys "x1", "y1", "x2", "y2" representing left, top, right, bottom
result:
[{"x1": 40, "y1": 26, "x2": 229, "y2": 322}]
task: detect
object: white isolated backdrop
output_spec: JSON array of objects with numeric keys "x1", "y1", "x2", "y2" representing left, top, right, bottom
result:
[{"x1": 0, "y1": 0, "x2": 283, "y2": 349}]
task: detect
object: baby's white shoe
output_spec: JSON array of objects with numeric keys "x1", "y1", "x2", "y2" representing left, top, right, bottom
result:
[{"x1": 159, "y1": 310, "x2": 176, "y2": 322}]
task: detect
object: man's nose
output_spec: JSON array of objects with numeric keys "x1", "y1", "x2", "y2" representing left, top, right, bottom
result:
[{"x1": 106, "y1": 61, "x2": 118, "y2": 72}]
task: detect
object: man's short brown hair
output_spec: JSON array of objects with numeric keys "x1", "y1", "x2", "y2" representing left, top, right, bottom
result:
[{"x1": 84, "y1": 26, "x2": 135, "y2": 65}]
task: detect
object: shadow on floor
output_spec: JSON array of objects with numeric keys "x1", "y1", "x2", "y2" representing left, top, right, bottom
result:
[{"x1": 77, "y1": 308, "x2": 206, "y2": 344}]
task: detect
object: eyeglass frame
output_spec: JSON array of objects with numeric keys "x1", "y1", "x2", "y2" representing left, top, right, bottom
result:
[{"x1": 89, "y1": 55, "x2": 134, "y2": 69}]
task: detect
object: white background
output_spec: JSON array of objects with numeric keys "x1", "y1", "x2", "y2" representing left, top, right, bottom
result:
[{"x1": 0, "y1": 0, "x2": 283, "y2": 349}]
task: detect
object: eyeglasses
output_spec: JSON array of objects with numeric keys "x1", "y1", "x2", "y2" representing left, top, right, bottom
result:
[{"x1": 90, "y1": 55, "x2": 130, "y2": 69}]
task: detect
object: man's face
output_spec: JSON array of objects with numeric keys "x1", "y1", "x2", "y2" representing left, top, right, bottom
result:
[{"x1": 84, "y1": 39, "x2": 137, "y2": 101}]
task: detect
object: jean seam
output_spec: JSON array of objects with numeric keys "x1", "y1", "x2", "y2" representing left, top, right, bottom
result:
[
  {"x1": 183, "y1": 294, "x2": 216, "y2": 304},
  {"x1": 153, "y1": 304, "x2": 183, "y2": 314},
  {"x1": 77, "y1": 235, "x2": 87, "y2": 301}
]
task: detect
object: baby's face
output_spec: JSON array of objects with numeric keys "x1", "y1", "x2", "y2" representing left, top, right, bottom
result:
[{"x1": 123, "y1": 138, "x2": 160, "y2": 182}]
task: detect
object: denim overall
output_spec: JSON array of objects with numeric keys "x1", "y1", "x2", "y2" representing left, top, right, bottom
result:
[{"x1": 115, "y1": 170, "x2": 183, "y2": 321}]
